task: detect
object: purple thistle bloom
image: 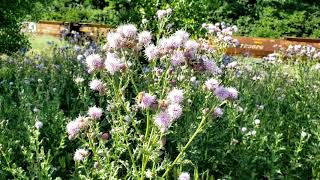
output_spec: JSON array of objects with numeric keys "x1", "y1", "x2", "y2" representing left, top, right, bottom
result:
[
  {"x1": 204, "y1": 78, "x2": 220, "y2": 91},
  {"x1": 168, "y1": 88, "x2": 184, "y2": 104},
  {"x1": 168, "y1": 103, "x2": 183, "y2": 121},
  {"x1": 74, "y1": 149, "x2": 89, "y2": 162},
  {"x1": 105, "y1": 53, "x2": 125, "y2": 75},
  {"x1": 171, "y1": 50, "x2": 185, "y2": 66},
  {"x1": 202, "y1": 57, "x2": 222, "y2": 75},
  {"x1": 138, "y1": 31, "x2": 152, "y2": 46},
  {"x1": 85, "y1": 54, "x2": 104, "y2": 73},
  {"x1": 178, "y1": 172, "x2": 191, "y2": 180},
  {"x1": 155, "y1": 112, "x2": 170, "y2": 133},
  {"x1": 214, "y1": 86, "x2": 230, "y2": 101},
  {"x1": 138, "y1": 92, "x2": 157, "y2": 109},
  {"x1": 116, "y1": 24, "x2": 137, "y2": 39},
  {"x1": 145, "y1": 44, "x2": 159, "y2": 61},
  {"x1": 66, "y1": 120, "x2": 80, "y2": 140},
  {"x1": 107, "y1": 32, "x2": 124, "y2": 49},
  {"x1": 226, "y1": 87, "x2": 238, "y2": 100},
  {"x1": 87, "y1": 106, "x2": 103, "y2": 120},
  {"x1": 89, "y1": 79, "x2": 106, "y2": 94},
  {"x1": 213, "y1": 107, "x2": 224, "y2": 118},
  {"x1": 174, "y1": 30, "x2": 189, "y2": 42}
]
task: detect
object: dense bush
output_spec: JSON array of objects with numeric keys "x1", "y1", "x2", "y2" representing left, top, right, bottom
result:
[
  {"x1": 39, "y1": 0, "x2": 320, "y2": 38},
  {"x1": 0, "y1": 0, "x2": 46, "y2": 55}
]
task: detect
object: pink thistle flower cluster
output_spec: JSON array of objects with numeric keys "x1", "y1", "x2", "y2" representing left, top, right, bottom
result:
[
  {"x1": 66, "y1": 107, "x2": 102, "y2": 140},
  {"x1": 85, "y1": 54, "x2": 104, "y2": 73},
  {"x1": 105, "y1": 53, "x2": 126, "y2": 75},
  {"x1": 154, "y1": 88, "x2": 184, "y2": 133},
  {"x1": 202, "y1": 22, "x2": 239, "y2": 46},
  {"x1": 156, "y1": 8, "x2": 172, "y2": 19},
  {"x1": 74, "y1": 148, "x2": 89, "y2": 162},
  {"x1": 137, "y1": 92, "x2": 157, "y2": 109},
  {"x1": 87, "y1": 106, "x2": 103, "y2": 119},
  {"x1": 106, "y1": 24, "x2": 138, "y2": 50},
  {"x1": 138, "y1": 31, "x2": 152, "y2": 46},
  {"x1": 89, "y1": 79, "x2": 106, "y2": 94},
  {"x1": 204, "y1": 78, "x2": 238, "y2": 101}
]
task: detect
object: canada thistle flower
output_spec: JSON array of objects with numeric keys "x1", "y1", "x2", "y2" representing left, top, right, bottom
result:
[
  {"x1": 174, "y1": 30, "x2": 189, "y2": 42},
  {"x1": 74, "y1": 148, "x2": 89, "y2": 162},
  {"x1": 156, "y1": 9, "x2": 172, "y2": 19},
  {"x1": 116, "y1": 24, "x2": 137, "y2": 39},
  {"x1": 35, "y1": 120, "x2": 43, "y2": 129},
  {"x1": 107, "y1": 32, "x2": 124, "y2": 49},
  {"x1": 87, "y1": 106, "x2": 103, "y2": 120},
  {"x1": 138, "y1": 31, "x2": 152, "y2": 46},
  {"x1": 171, "y1": 50, "x2": 185, "y2": 66},
  {"x1": 105, "y1": 53, "x2": 125, "y2": 75},
  {"x1": 66, "y1": 120, "x2": 80, "y2": 140},
  {"x1": 214, "y1": 86, "x2": 230, "y2": 101},
  {"x1": 75, "y1": 115, "x2": 90, "y2": 130},
  {"x1": 168, "y1": 88, "x2": 184, "y2": 104},
  {"x1": 145, "y1": 44, "x2": 159, "y2": 61},
  {"x1": 168, "y1": 103, "x2": 183, "y2": 120},
  {"x1": 204, "y1": 78, "x2": 220, "y2": 91},
  {"x1": 89, "y1": 79, "x2": 106, "y2": 94},
  {"x1": 202, "y1": 57, "x2": 222, "y2": 75},
  {"x1": 85, "y1": 54, "x2": 104, "y2": 73},
  {"x1": 137, "y1": 92, "x2": 157, "y2": 109},
  {"x1": 178, "y1": 172, "x2": 190, "y2": 180},
  {"x1": 226, "y1": 87, "x2": 238, "y2": 100},
  {"x1": 213, "y1": 107, "x2": 224, "y2": 118},
  {"x1": 155, "y1": 112, "x2": 170, "y2": 133}
]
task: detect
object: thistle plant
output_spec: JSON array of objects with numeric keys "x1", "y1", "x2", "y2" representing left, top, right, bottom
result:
[{"x1": 65, "y1": 9, "x2": 239, "y2": 179}]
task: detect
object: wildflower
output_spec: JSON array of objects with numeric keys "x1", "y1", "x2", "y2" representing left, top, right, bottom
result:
[
  {"x1": 171, "y1": 51, "x2": 185, "y2": 66},
  {"x1": 74, "y1": 77, "x2": 84, "y2": 84},
  {"x1": 168, "y1": 88, "x2": 184, "y2": 104},
  {"x1": 89, "y1": 79, "x2": 106, "y2": 94},
  {"x1": 213, "y1": 107, "x2": 224, "y2": 118},
  {"x1": 145, "y1": 44, "x2": 159, "y2": 61},
  {"x1": 145, "y1": 169, "x2": 153, "y2": 179},
  {"x1": 105, "y1": 53, "x2": 125, "y2": 75},
  {"x1": 74, "y1": 149, "x2": 89, "y2": 162},
  {"x1": 202, "y1": 57, "x2": 222, "y2": 75},
  {"x1": 249, "y1": 130, "x2": 257, "y2": 136},
  {"x1": 174, "y1": 30, "x2": 189, "y2": 42},
  {"x1": 66, "y1": 121, "x2": 80, "y2": 140},
  {"x1": 226, "y1": 87, "x2": 238, "y2": 100},
  {"x1": 168, "y1": 103, "x2": 183, "y2": 120},
  {"x1": 101, "y1": 133, "x2": 110, "y2": 141},
  {"x1": 214, "y1": 86, "x2": 229, "y2": 101},
  {"x1": 204, "y1": 78, "x2": 219, "y2": 91},
  {"x1": 138, "y1": 31, "x2": 152, "y2": 46},
  {"x1": 142, "y1": 19, "x2": 148, "y2": 24},
  {"x1": 301, "y1": 131, "x2": 308, "y2": 138},
  {"x1": 241, "y1": 127, "x2": 247, "y2": 132},
  {"x1": 107, "y1": 32, "x2": 124, "y2": 49},
  {"x1": 117, "y1": 24, "x2": 137, "y2": 39},
  {"x1": 87, "y1": 106, "x2": 103, "y2": 120},
  {"x1": 254, "y1": 119, "x2": 260, "y2": 125},
  {"x1": 35, "y1": 120, "x2": 43, "y2": 129},
  {"x1": 178, "y1": 172, "x2": 190, "y2": 180},
  {"x1": 137, "y1": 92, "x2": 157, "y2": 109},
  {"x1": 85, "y1": 54, "x2": 104, "y2": 73},
  {"x1": 155, "y1": 112, "x2": 170, "y2": 133},
  {"x1": 157, "y1": 10, "x2": 168, "y2": 19},
  {"x1": 75, "y1": 115, "x2": 90, "y2": 130}
]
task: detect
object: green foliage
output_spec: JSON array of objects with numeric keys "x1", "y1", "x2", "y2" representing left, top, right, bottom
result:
[{"x1": 0, "y1": 0, "x2": 49, "y2": 54}]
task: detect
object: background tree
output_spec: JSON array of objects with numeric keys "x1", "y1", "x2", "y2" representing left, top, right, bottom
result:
[{"x1": 0, "y1": 0, "x2": 49, "y2": 55}]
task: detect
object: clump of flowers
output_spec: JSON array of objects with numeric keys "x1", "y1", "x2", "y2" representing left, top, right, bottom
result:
[{"x1": 63, "y1": 8, "x2": 240, "y2": 179}]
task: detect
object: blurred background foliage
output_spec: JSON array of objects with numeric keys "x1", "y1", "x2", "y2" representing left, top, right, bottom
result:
[
  {"x1": 1, "y1": 0, "x2": 319, "y2": 54},
  {"x1": 39, "y1": 0, "x2": 320, "y2": 38}
]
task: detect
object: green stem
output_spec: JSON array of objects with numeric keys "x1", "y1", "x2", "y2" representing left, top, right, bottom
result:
[{"x1": 162, "y1": 104, "x2": 218, "y2": 177}]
